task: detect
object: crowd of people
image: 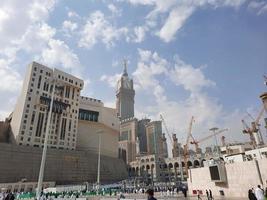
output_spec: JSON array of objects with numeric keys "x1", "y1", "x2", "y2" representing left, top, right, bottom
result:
[
  {"x1": 0, "y1": 192, "x2": 15, "y2": 200},
  {"x1": 1, "y1": 183, "x2": 266, "y2": 200},
  {"x1": 248, "y1": 185, "x2": 267, "y2": 200}
]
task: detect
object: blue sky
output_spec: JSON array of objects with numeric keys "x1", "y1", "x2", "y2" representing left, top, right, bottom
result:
[{"x1": 0, "y1": 0, "x2": 266, "y2": 148}]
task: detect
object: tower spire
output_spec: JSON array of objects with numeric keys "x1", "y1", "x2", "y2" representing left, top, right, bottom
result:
[{"x1": 122, "y1": 59, "x2": 128, "y2": 76}]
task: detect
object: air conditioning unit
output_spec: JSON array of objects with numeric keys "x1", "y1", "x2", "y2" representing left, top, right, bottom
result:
[{"x1": 209, "y1": 163, "x2": 227, "y2": 183}]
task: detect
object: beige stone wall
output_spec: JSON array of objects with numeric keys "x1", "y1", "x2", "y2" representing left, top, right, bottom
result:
[
  {"x1": 188, "y1": 159, "x2": 267, "y2": 198},
  {"x1": 0, "y1": 143, "x2": 127, "y2": 184},
  {"x1": 0, "y1": 122, "x2": 9, "y2": 143},
  {"x1": 77, "y1": 120, "x2": 119, "y2": 158},
  {"x1": 258, "y1": 159, "x2": 267, "y2": 184}
]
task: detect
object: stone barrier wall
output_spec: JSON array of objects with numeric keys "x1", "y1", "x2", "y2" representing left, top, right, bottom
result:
[
  {"x1": 0, "y1": 143, "x2": 127, "y2": 184},
  {"x1": 188, "y1": 159, "x2": 267, "y2": 198}
]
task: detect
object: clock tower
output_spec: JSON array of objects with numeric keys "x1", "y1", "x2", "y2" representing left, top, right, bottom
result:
[{"x1": 116, "y1": 60, "x2": 135, "y2": 121}]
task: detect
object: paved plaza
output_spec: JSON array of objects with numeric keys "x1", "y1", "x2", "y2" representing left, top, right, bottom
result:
[{"x1": 86, "y1": 193, "x2": 247, "y2": 200}]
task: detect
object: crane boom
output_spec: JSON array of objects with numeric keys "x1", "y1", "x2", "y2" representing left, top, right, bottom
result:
[
  {"x1": 184, "y1": 116, "x2": 194, "y2": 177},
  {"x1": 241, "y1": 119, "x2": 250, "y2": 132},
  {"x1": 186, "y1": 116, "x2": 194, "y2": 145},
  {"x1": 160, "y1": 114, "x2": 173, "y2": 145},
  {"x1": 197, "y1": 128, "x2": 228, "y2": 143}
]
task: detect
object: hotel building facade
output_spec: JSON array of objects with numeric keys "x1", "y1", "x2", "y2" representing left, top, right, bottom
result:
[{"x1": 11, "y1": 62, "x2": 84, "y2": 150}]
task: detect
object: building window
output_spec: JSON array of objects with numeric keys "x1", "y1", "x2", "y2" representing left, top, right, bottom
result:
[
  {"x1": 60, "y1": 118, "x2": 67, "y2": 140},
  {"x1": 72, "y1": 88, "x2": 75, "y2": 100},
  {"x1": 65, "y1": 86, "x2": 70, "y2": 98},
  {"x1": 68, "y1": 120, "x2": 72, "y2": 131},
  {"x1": 37, "y1": 75, "x2": 42, "y2": 89},
  {"x1": 78, "y1": 109, "x2": 99, "y2": 122},
  {"x1": 31, "y1": 111, "x2": 35, "y2": 125},
  {"x1": 35, "y1": 112, "x2": 44, "y2": 137}
]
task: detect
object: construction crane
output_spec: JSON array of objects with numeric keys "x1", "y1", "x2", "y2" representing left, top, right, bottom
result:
[
  {"x1": 242, "y1": 119, "x2": 256, "y2": 148},
  {"x1": 184, "y1": 116, "x2": 194, "y2": 177},
  {"x1": 190, "y1": 128, "x2": 229, "y2": 151},
  {"x1": 160, "y1": 114, "x2": 173, "y2": 147},
  {"x1": 160, "y1": 114, "x2": 184, "y2": 181},
  {"x1": 250, "y1": 107, "x2": 265, "y2": 133},
  {"x1": 242, "y1": 107, "x2": 265, "y2": 147}
]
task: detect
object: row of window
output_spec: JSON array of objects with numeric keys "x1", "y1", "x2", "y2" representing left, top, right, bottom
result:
[
  {"x1": 32, "y1": 66, "x2": 81, "y2": 102},
  {"x1": 18, "y1": 142, "x2": 75, "y2": 149},
  {"x1": 78, "y1": 109, "x2": 99, "y2": 122},
  {"x1": 58, "y1": 74, "x2": 83, "y2": 88},
  {"x1": 33, "y1": 65, "x2": 82, "y2": 88}
]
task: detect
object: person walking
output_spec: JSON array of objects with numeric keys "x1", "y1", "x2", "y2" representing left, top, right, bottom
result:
[
  {"x1": 255, "y1": 185, "x2": 265, "y2": 200},
  {"x1": 146, "y1": 189, "x2": 157, "y2": 200},
  {"x1": 197, "y1": 190, "x2": 202, "y2": 200},
  {"x1": 248, "y1": 189, "x2": 257, "y2": 200},
  {"x1": 209, "y1": 189, "x2": 213, "y2": 200},
  {"x1": 206, "y1": 189, "x2": 210, "y2": 200},
  {"x1": 182, "y1": 185, "x2": 187, "y2": 198}
]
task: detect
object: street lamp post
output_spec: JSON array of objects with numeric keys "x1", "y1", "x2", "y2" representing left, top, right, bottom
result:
[
  {"x1": 96, "y1": 130, "x2": 103, "y2": 195},
  {"x1": 178, "y1": 143, "x2": 184, "y2": 181},
  {"x1": 36, "y1": 74, "x2": 55, "y2": 200},
  {"x1": 152, "y1": 127, "x2": 159, "y2": 184}
]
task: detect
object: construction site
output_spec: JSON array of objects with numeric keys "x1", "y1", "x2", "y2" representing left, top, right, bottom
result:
[{"x1": 126, "y1": 75, "x2": 267, "y2": 198}]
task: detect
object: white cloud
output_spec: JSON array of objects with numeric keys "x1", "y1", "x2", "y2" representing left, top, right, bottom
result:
[
  {"x1": 62, "y1": 20, "x2": 78, "y2": 32},
  {"x1": 131, "y1": 49, "x2": 248, "y2": 154},
  {"x1": 248, "y1": 1, "x2": 267, "y2": 15},
  {"x1": 127, "y1": 0, "x2": 155, "y2": 6},
  {"x1": 132, "y1": 26, "x2": 146, "y2": 43},
  {"x1": 41, "y1": 39, "x2": 81, "y2": 70},
  {"x1": 258, "y1": 4, "x2": 267, "y2": 15},
  {"x1": 20, "y1": 23, "x2": 56, "y2": 53},
  {"x1": 0, "y1": 96, "x2": 18, "y2": 121},
  {"x1": 108, "y1": 4, "x2": 122, "y2": 16},
  {"x1": 133, "y1": 49, "x2": 168, "y2": 90},
  {"x1": 0, "y1": 0, "x2": 58, "y2": 94},
  {"x1": 68, "y1": 10, "x2": 79, "y2": 18},
  {"x1": 124, "y1": 0, "x2": 248, "y2": 43},
  {"x1": 170, "y1": 57, "x2": 215, "y2": 93},
  {"x1": 79, "y1": 11, "x2": 128, "y2": 49},
  {"x1": 157, "y1": 5, "x2": 195, "y2": 42},
  {"x1": 0, "y1": 59, "x2": 22, "y2": 93},
  {"x1": 0, "y1": 0, "x2": 56, "y2": 54},
  {"x1": 100, "y1": 73, "x2": 122, "y2": 88}
]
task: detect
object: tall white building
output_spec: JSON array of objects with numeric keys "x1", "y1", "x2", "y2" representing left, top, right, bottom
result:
[
  {"x1": 10, "y1": 62, "x2": 84, "y2": 150},
  {"x1": 116, "y1": 62, "x2": 135, "y2": 121}
]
